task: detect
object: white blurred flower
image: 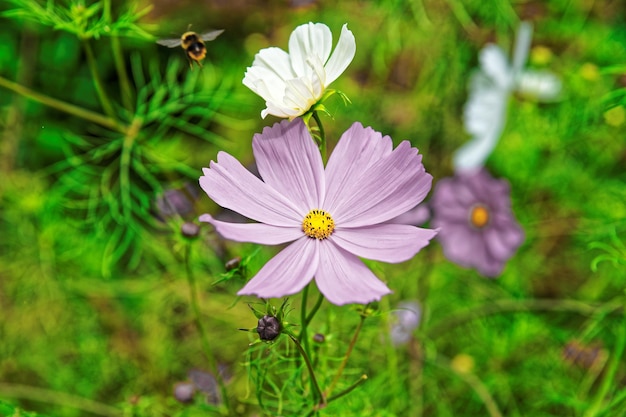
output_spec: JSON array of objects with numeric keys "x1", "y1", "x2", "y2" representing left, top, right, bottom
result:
[
  {"x1": 453, "y1": 22, "x2": 562, "y2": 173},
  {"x1": 243, "y1": 22, "x2": 356, "y2": 119},
  {"x1": 390, "y1": 301, "x2": 421, "y2": 346}
]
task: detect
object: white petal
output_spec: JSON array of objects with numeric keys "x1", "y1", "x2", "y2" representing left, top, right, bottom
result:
[
  {"x1": 243, "y1": 66, "x2": 288, "y2": 107},
  {"x1": 516, "y1": 70, "x2": 562, "y2": 101},
  {"x1": 324, "y1": 24, "x2": 356, "y2": 86},
  {"x1": 455, "y1": 81, "x2": 510, "y2": 172},
  {"x1": 288, "y1": 22, "x2": 332, "y2": 78},
  {"x1": 250, "y1": 47, "x2": 296, "y2": 82},
  {"x1": 479, "y1": 44, "x2": 513, "y2": 90},
  {"x1": 511, "y1": 21, "x2": 533, "y2": 77},
  {"x1": 284, "y1": 77, "x2": 319, "y2": 115}
]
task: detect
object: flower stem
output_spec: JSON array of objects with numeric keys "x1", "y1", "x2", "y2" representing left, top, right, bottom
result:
[
  {"x1": 0, "y1": 75, "x2": 122, "y2": 132},
  {"x1": 184, "y1": 243, "x2": 231, "y2": 414},
  {"x1": 82, "y1": 39, "x2": 116, "y2": 119},
  {"x1": 312, "y1": 111, "x2": 327, "y2": 163},
  {"x1": 305, "y1": 292, "x2": 324, "y2": 327},
  {"x1": 287, "y1": 332, "x2": 326, "y2": 406},
  {"x1": 326, "y1": 314, "x2": 365, "y2": 396},
  {"x1": 299, "y1": 284, "x2": 312, "y2": 358},
  {"x1": 111, "y1": 36, "x2": 134, "y2": 112},
  {"x1": 583, "y1": 314, "x2": 626, "y2": 417},
  {"x1": 327, "y1": 374, "x2": 368, "y2": 403}
]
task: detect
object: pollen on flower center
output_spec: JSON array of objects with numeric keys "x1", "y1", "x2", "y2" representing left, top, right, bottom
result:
[
  {"x1": 302, "y1": 209, "x2": 335, "y2": 240},
  {"x1": 469, "y1": 204, "x2": 490, "y2": 228}
]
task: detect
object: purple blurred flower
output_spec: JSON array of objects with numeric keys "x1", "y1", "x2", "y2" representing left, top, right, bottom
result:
[
  {"x1": 390, "y1": 301, "x2": 421, "y2": 346},
  {"x1": 199, "y1": 119, "x2": 436, "y2": 305},
  {"x1": 430, "y1": 169, "x2": 524, "y2": 277}
]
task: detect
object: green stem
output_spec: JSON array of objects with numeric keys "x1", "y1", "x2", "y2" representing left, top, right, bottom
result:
[
  {"x1": 305, "y1": 292, "x2": 324, "y2": 327},
  {"x1": 111, "y1": 35, "x2": 134, "y2": 112},
  {"x1": 82, "y1": 39, "x2": 116, "y2": 119},
  {"x1": 287, "y1": 333, "x2": 325, "y2": 406},
  {"x1": 326, "y1": 374, "x2": 368, "y2": 403},
  {"x1": 0, "y1": 383, "x2": 119, "y2": 417},
  {"x1": 583, "y1": 316, "x2": 626, "y2": 417},
  {"x1": 184, "y1": 244, "x2": 231, "y2": 414},
  {"x1": 299, "y1": 284, "x2": 312, "y2": 358},
  {"x1": 0, "y1": 75, "x2": 122, "y2": 132},
  {"x1": 326, "y1": 315, "x2": 365, "y2": 396},
  {"x1": 312, "y1": 111, "x2": 327, "y2": 163}
]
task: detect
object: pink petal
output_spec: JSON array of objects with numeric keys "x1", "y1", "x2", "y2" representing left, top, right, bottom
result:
[
  {"x1": 252, "y1": 119, "x2": 325, "y2": 213},
  {"x1": 330, "y1": 141, "x2": 432, "y2": 227},
  {"x1": 199, "y1": 152, "x2": 301, "y2": 227},
  {"x1": 237, "y1": 237, "x2": 319, "y2": 299},
  {"x1": 331, "y1": 224, "x2": 437, "y2": 263},
  {"x1": 199, "y1": 214, "x2": 302, "y2": 245},
  {"x1": 315, "y1": 241, "x2": 391, "y2": 306},
  {"x1": 324, "y1": 122, "x2": 393, "y2": 212},
  {"x1": 387, "y1": 204, "x2": 431, "y2": 225}
]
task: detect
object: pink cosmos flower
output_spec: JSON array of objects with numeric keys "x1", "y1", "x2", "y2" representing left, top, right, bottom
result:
[
  {"x1": 199, "y1": 119, "x2": 436, "y2": 305},
  {"x1": 430, "y1": 169, "x2": 524, "y2": 277}
]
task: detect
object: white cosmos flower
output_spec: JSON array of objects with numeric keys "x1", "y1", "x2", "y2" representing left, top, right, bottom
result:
[
  {"x1": 243, "y1": 22, "x2": 356, "y2": 119},
  {"x1": 453, "y1": 22, "x2": 562, "y2": 173}
]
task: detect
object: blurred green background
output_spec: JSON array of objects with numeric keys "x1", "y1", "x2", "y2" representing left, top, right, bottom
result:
[{"x1": 1, "y1": 0, "x2": 625, "y2": 416}]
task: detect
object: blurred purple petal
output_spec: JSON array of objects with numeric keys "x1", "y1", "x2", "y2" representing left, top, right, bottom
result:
[{"x1": 431, "y1": 169, "x2": 524, "y2": 277}]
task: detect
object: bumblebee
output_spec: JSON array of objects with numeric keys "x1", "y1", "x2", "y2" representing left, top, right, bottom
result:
[{"x1": 157, "y1": 29, "x2": 224, "y2": 68}]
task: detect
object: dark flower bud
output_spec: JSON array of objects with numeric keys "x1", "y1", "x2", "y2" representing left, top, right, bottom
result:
[
  {"x1": 225, "y1": 257, "x2": 241, "y2": 271},
  {"x1": 313, "y1": 333, "x2": 325, "y2": 343},
  {"x1": 173, "y1": 382, "x2": 195, "y2": 403},
  {"x1": 257, "y1": 315, "x2": 280, "y2": 341},
  {"x1": 181, "y1": 222, "x2": 200, "y2": 238}
]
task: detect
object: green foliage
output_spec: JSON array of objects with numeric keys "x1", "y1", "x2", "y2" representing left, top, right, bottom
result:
[
  {"x1": 1, "y1": 0, "x2": 625, "y2": 416},
  {"x1": 2, "y1": 0, "x2": 154, "y2": 40}
]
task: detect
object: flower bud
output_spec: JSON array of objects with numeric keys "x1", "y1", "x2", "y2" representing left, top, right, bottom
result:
[
  {"x1": 181, "y1": 222, "x2": 200, "y2": 238},
  {"x1": 225, "y1": 257, "x2": 241, "y2": 271},
  {"x1": 257, "y1": 315, "x2": 280, "y2": 341},
  {"x1": 173, "y1": 382, "x2": 195, "y2": 403}
]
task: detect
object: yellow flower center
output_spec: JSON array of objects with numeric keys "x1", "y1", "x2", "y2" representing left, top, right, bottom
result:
[
  {"x1": 302, "y1": 209, "x2": 335, "y2": 240},
  {"x1": 469, "y1": 204, "x2": 490, "y2": 229}
]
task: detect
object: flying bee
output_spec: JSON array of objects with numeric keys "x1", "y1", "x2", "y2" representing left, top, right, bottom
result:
[{"x1": 157, "y1": 29, "x2": 224, "y2": 69}]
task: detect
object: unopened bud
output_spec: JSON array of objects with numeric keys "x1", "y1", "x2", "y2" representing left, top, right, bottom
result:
[
  {"x1": 257, "y1": 315, "x2": 280, "y2": 341},
  {"x1": 181, "y1": 222, "x2": 200, "y2": 238},
  {"x1": 225, "y1": 257, "x2": 241, "y2": 271},
  {"x1": 173, "y1": 382, "x2": 195, "y2": 403},
  {"x1": 313, "y1": 333, "x2": 325, "y2": 343}
]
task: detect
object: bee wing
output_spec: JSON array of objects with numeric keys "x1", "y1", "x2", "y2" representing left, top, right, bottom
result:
[
  {"x1": 199, "y1": 29, "x2": 224, "y2": 42},
  {"x1": 156, "y1": 38, "x2": 183, "y2": 48}
]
